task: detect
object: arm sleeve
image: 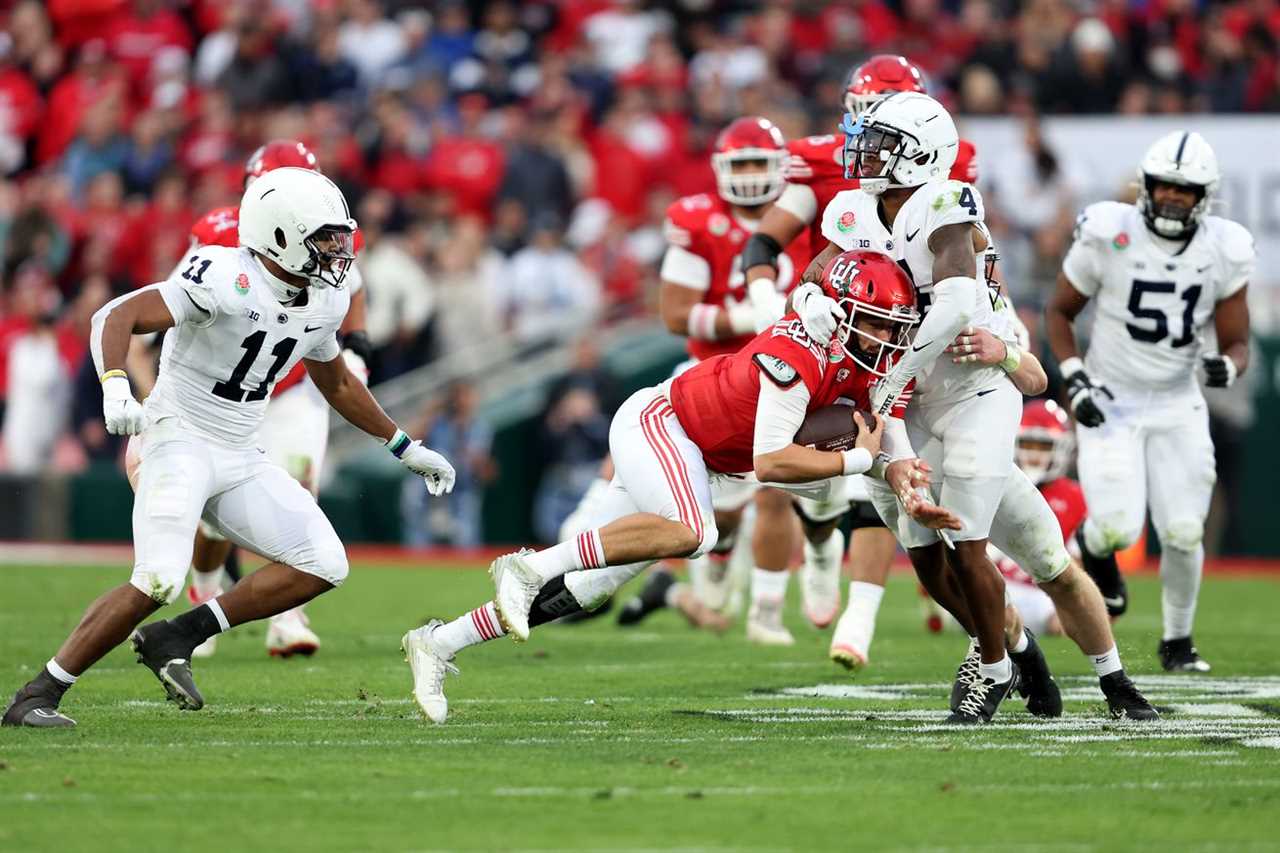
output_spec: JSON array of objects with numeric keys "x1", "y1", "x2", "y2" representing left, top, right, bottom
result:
[
  {"x1": 753, "y1": 376, "x2": 812, "y2": 456},
  {"x1": 660, "y1": 245, "x2": 712, "y2": 291},
  {"x1": 881, "y1": 415, "x2": 915, "y2": 461},
  {"x1": 773, "y1": 183, "x2": 817, "y2": 223}
]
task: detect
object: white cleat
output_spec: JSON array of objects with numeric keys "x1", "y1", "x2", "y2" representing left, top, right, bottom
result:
[
  {"x1": 266, "y1": 608, "x2": 320, "y2": 658},
  {"x1": 799, "y1": 530, "x2": 843, "y2": 628},
  {"x1": 829, "y1": 604, "x2": 870, "y2": 671},
  {"x1": 491, "y1": 549, "x2": 540, "y2": 642},
  {"x1": 746, "y1": 600, "x2": 795, "y2": 646},
  {"x1": 402, "y1": 620, "x2": 458, "y2": 724}
]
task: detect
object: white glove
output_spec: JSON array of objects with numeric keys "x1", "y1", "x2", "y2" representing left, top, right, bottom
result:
[
  {"x1": 397, "y1": 440, "x2": 456, "y2": 496},
  {"x1": 341, "y1": 348, "x2": 369, "y2": 386},
  {"x1": 747, "y1": 278, "x2": 788, "y2": 333},
  {"x1": 791, "y1": 282, "x2": 841, "y2": 346},
  {"x1": 102, "y1": 375, "x2": 147, "y2": 436}
]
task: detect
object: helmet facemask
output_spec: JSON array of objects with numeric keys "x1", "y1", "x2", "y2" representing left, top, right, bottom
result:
[
  {"x1": 302, "y1": 225, "x2": 355, "y2": 288},
  {"x1": 839, "y1": 299, "x2": 919, "y2": 377},
  {"x1": 841, "y1": 113, "x2": 920, "y2": 195},
  {"x1": 712, "y1": 149, "x2": 785, "y2": 206},
  {"x1": 1015, "y1": 430, "x2": 1071, "y2": 486},
  {"x1": 1138, "y1": 175, "x2": 1209, "y2": 240}
]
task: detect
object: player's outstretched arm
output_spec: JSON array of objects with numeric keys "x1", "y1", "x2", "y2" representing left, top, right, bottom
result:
[
  {"x1": 1203, "y1": 287, "x2": 1250, "y2": 387},
  {"x1": 1045, "y1": 269, "x2": 1113, "y2": 426},
  {"x1": 305, "y1": 355, "x2": 456, "y2": 495},
  {"x1": 89, "y1": 288, "x2": 178, "y2": 435}
]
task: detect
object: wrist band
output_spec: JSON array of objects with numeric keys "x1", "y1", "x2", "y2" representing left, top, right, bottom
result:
[
  {"x1": 998, "y1": 345, "x2": 1022, "y2": 374},
  {"x1": 385, "y1": 428, "x2": 412, "y2": 458},
  {"x1": 1058, "y1": 356, "x2": 1084, "y2": 379},
  {"x1": 100, "y1": 369, "x2": 127, "y2": 383}
]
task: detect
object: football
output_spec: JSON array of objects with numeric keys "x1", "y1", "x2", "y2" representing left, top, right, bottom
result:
[{"x1": 793, "y1": 403, "x2": 868, "y2": 451}]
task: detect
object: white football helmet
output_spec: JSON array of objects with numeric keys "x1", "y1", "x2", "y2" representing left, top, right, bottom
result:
[
  {"x1": 239, "y1": 167, "x2": 357, "y2": 288},
  {"x1": 843, "y1": 92, "x2": 959, "y2": 195},
  {"x1": 1137, "y1": 130, "x2": 1219, "y2": 239}
]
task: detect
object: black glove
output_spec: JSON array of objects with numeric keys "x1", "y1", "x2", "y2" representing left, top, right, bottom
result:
[
  {"x1": 1200, "y1": 353, "x2": 1237, "y2": 388},
  {"x1": 1063, "y1": 367, "x2": 1113, "y2": 428},
  {"x1": 341, "y1": 330, "x2": 373, "y2": 365}
]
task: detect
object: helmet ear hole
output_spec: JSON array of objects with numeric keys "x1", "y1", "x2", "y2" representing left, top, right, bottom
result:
[{"x1": 274, "y1": 228, "x2": 288, "y2": 249}]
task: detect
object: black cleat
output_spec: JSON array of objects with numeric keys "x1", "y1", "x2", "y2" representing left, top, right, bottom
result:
[
  {"x1": 1076, "y1": 527, "x2": 1127, "y2": 617},
  {"x1": 1159, "y1": 636, "x2": 1211, "y2": 673},
  {"x1": 1011, "y1": 630, "x2": 1063, "y2": 718},
  {"x1": 1100, "y1": 671, "x2": 1159, "y2": 720},
  {"x1": 950, "y1": 642, "x2": 981, "y2": 713},
  {"x1": 947, "y1": 660, "x2": 1020, "y2": 725},
  {"x1": 617, "y1": 570, "x2": 676, "y2": 627},
  {"x1": 2, "y1": 683, "x2": 76, "y2": 728},
  {"x1": 130, "y1": 621, "x2": 205, "y2": 710}
]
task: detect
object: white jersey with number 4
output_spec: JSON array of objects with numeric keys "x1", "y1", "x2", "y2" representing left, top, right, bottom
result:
[
  {"x1": 1062, "y1": 201, "x2": 1254, "y2": 392},
  {"x1": 147, "y1": 245, "x2": 348, "y2": 448},
  {"x1": 821, "y1": 178, "x2": 1005, "y2": 406}
]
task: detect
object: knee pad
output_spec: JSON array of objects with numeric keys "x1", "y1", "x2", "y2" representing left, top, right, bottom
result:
[
  {"x1": 1159, "y1": 518, "x2": 1204, "y2": 553},
  {"x1": 1083, "y1": 515, "x2": 1141, "y2": 556}
]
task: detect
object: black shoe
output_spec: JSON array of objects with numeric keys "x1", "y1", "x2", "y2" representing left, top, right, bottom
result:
[
  {"x1": 1, "y1": 678, "x2": 75, "y2": 728},
  {"x1": 130, "y1": 621, "x2": 205, "y2": 710},
  {"x1": 946, "y1": 660, "x2": 1020, "y2": 725},
  {"x1": 1076, "y1": 527, "x2": 1127, "y2": 617},
  {"x1": 949, "y1": 642, "x2": 981, "y2": 713},
  {"x1": 1011, "y1": 630, "x2": 1062, "y2": 718},
  {"x1": 1158, "y1": 636, "x2": 1211, "y2": 673},
  {"x1": 1100, "y1": 671, "x2": 1159, "y2": 720},
  {"x1": 617, "y1": 570, "x2": 676, "y2": 627}
]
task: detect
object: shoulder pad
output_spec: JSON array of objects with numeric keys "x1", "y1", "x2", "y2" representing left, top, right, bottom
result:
[
  {"x1": 753, "y1": 353, "x2": 801, "y2": 388},
  {"x1": 1206, "y1": 216, "x2": 1255, "y2": 266},
  {"x1": 1072, "y1": 201, "x2": 1132, "y2": 245}
]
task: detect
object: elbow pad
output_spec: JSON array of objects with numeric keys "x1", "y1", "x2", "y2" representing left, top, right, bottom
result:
[{"x1": 742, "y1": 232, "x2": 784, "y2": 273}]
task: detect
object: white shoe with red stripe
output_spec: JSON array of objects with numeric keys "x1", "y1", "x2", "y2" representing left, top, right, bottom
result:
[
  {"x1": 492, "y1": 550, "x2": 540, "y2": 642},
  {"x1": 402, "y1": 620, "x2": 458, "y2": 724},
  {"x1": 266, "y1": 608, "x2": 320, "y2": 658},
  {"x1": 746, "y1": 599, "x2": 795, "y2": 646}
]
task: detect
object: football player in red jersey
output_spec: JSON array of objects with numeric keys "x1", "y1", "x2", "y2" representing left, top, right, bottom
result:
[
  {"x1": 399, "y1": 252, "x2": 957, "y2": 723},
  {"x1": 170, "y1": 140, "x2": 372, "y2": 659},
  {"x1": 739, "y1": 55, "x2": 981, "y2": 640}
]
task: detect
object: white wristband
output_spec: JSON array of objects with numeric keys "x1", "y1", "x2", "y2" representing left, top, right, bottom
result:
[
  {"x1": 726, "y1": 302, "x2": 756, "y2": 335},
  {"x1": 1058, "y1": 356, "x2": 1085, "y2": 379},
  {"x1": 840, "y1": 447, "x2": 873, "y2": 476}
]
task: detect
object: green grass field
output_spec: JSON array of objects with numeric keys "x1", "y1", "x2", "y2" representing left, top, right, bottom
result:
[{"x1": 3, "y1": 562, "x2": 1280, "y2": 853}]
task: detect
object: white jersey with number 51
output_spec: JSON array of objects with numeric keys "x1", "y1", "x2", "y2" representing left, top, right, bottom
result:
[
  {"x1": 821, "y1": 178, "x2": 1006, "y2": 407},
  {"x1": 1061, "y1": 201, "x2": 1254, "y2": 392},
  {"x1": 146, "y1": 245, "x2": 349, "y2": 448}
]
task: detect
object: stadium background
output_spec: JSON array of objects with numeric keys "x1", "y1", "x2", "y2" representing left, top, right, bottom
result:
[{"x1": 0, "y1": 0, "x2": 1277, "y2": 556}]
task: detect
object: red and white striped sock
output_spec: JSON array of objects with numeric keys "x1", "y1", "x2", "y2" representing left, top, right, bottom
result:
[
  {"x1": 524, "y1": 528, "x2": 607, "y2": 582},
  {"x1": 432, "y1": 602, "x2": 505, "y2": 658}
]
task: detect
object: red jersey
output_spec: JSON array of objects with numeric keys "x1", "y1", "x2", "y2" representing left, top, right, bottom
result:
[
  {"x1": 783, "y1": 134, "x2": 980, "y2": 251},
  {"x1": 663, "y1": 193, "x2": 811, "y2": 362},
  {"x1": 669, "y1": 316, "x2": 910, "y2": 475},
  {"x1": 188, "y1": 206, "x2": 365, "y2": 396},
  {"x1": 997, "y1": 477, "x2": 1087, "y2": 587}
]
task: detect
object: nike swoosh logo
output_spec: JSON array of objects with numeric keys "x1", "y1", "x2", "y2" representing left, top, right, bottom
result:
[
  {"x1": 1195, "y1": 265, "x2": 1210, "y2": 273},
  {"x1": 912, "y1": 340, "x2": 931, "y2": 352},
  {"x1": 1102, "y1": 595, "x2": 1125, "y2": 608},
  {"x1": 905, "y1": 228, "x2": 920, "y2": 241},
  {"x1": 304, "y1": 324, "x2": 323, "y2": 333},
  {"x1": 976, "y1": 388, "x2": 996, "y2": 397}
]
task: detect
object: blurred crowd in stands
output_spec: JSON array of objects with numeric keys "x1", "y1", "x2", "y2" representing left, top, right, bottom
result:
[{"x1": 0, "y1": 0, "x2": 1277, "y2": 531}]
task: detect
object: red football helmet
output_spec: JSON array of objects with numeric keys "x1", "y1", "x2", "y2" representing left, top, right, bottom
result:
[
  {"x1": 820, "y1": 250, "x2": 919, "y2": 376},
  {"x1": 711, "y1": 117, "x2": 787, "y2": 207},
  {"x1": 844, "y1": 54, "x2": 928, "y2": 117},
  {"x1": 1017, "y1": 400, "x2": 1074, "y2": 485},
  {"x1": 244, "y1": 139, "x2": 319, "y2": 186}
]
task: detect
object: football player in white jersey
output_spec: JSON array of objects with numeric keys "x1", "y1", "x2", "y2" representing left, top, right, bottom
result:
[
  {"x1": 1, "y1": 168, "x2": 456, "y2": 728},
  {"x1": 1046, "y1": 130, "x2": 1253, "y2": 673},
  {"x1": 794, "y1": 92, "x2": 1156, "y2": 721}
]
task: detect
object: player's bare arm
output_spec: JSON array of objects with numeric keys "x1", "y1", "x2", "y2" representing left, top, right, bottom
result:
[
  {"x1": 1204, "y1": 286, "x2": 1250, "y2": 387},
  {"x1": 801, "y1": 240, "x2": 842, "y2": 286},
  {"x1": 1044, "y1": 270, "x2": 1090, "y2": 365},
  {"x1": 305, "y1": 354, "x2": 396, "y2": 440},
  {"x1": 659, "y1": 280, "x2": 747, "y2": 340},
  {"x1": 743, "y1": 203, "x2": 807, "y2": 285}
]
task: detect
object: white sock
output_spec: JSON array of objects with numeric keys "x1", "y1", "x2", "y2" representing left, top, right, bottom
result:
[
  {"x1": 1160, "y1": 544, "x2": 1203, "y2": 640},
  {"x1": 189, "y1": 566, "x2": 224, "y2": 602},
  {"x1": 433, "y1": 602, "x2": 505, "y2": 657},
  {"x1": 1009, "y1": 628, "x2": 1029, "y2": 654},
  {"x1": 664, "y1": 581, "x2": 688, "y2": 609},
  {"x1": 559, "y1": 477, "x2": 611, "y2": 539},
  {"x1": 842, "y1": 581, "x2": 885, "y2": 653},
  {"x1": 978, "y1": 654, "x2": 1012, "y2": 683},
  {"x1": 751, "y1": 567, "x2": 789, "y2": 605},
  {"x1": 1090, "y1": 644, "x2": 1123, "y2": 677},
  {"x1": 523, "y1": 528, "x2": 605, "y2": 582},
  {"x1": 46, "y1": 658, "x2": 77, "y2": 685},
  {"x1": 804, "y1": 529, "x2": 845, "y2": 573}
]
